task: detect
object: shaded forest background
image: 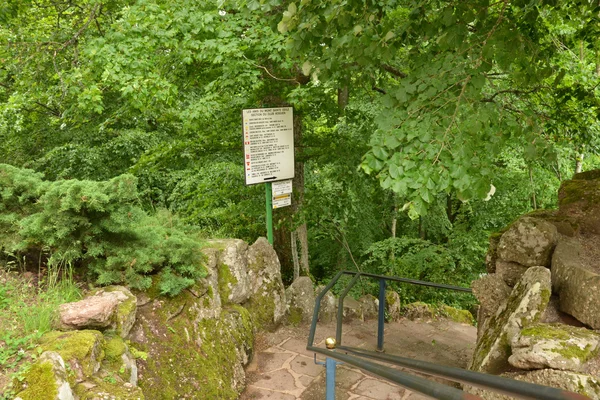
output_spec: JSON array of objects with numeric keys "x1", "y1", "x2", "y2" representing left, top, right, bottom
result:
[{"x1": 1, "y1": 0, "x2": 600, "y2": 306}]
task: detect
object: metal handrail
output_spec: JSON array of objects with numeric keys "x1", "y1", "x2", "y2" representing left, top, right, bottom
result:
[{"x1": 307, "y1": 271, "x2": 590, "y2": 400}]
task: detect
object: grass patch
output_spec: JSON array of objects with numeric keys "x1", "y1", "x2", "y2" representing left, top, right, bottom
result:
[{"x1": 0, "y1": 263, "x2": 81, "y2": 399}]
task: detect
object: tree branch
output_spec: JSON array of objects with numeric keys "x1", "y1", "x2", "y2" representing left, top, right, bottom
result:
[
  {"x1": 242, "y1": 56, "x2": 300, "y2": 85},
  {"x1": 382, "y1": 64, "x2": 407, "y2": 79},
  {"x1": 481, "y1": 87, "x2": 543, "y2": 102}
]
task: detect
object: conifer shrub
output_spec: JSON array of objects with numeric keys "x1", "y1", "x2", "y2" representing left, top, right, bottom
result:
[{"x1": 0, "y1": 164, "x2": 206, "y2": 295}]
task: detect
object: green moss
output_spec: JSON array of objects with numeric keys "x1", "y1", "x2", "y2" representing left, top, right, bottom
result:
[
  {"x1": 128, "y1": 345, "x2": 148, "y2": 361},
  {"x1": 39, "y1": 330, "x2": 104, "y2": 377},
  {"x1": 553, "y1": 343, "x2": 596, "y2": 361},
  {"x1": 104, "y1": 336, "x2": 127, "y2": 362},
  {"x1": 558, "y1": 180, "x2": 600, "y2": 210},
  {"x1": 521, "y1": 323, "x2": 600, "y2": 362},
  {"x1": 218, "y1": 263, "x2": 238, "y2": 304},
  {"x1": 16, "y1": 361, "x2": 58, "y2": 400},
  {"x1": 74, "y1": 376, "x2": 145, "y2": 400},
  {"x1": 288, "y1": 307, "x2": 303, "y2": 326},
  {"x1": 441, "y1": 305, "x2": 475, "y2": 325},
  {"x1": 132, "y1": 289, "x2": 249, "y2": 399}
]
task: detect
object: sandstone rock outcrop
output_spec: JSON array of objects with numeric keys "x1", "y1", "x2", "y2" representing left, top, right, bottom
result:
[
  {"x1": 496, "y1": 217, "x2": 558, "y2": 267},
  {"x1": 245, "y1": 237, "x2": 286, "y2": 330},
  {"x1": 285, "y1": 276, "x2": 316, "y2": 325},
  {"x1": 468, "y1": 369, "x2": 600, "y2": 400},
  {"x1": 551, "y1": 238, "x2": 600, "y2": 329},
  {"x1": 472, "y1": 170, "x2": 600, "y2": 399},
  {"x1": 470, "y1": 267, "x2": 551, "y2": 374},
  {"x1": 58, "y1": 286, "x2": 137, "y2": 337},
  {"x1": 315, "y1": 284, "x2": 337, "y2": 323},
  {"x1": 509, "y1": 323, "x2": 600, "y2": 371},
  {"x1": 471, "y1": 274, "x2": 511, "y2": 334}
]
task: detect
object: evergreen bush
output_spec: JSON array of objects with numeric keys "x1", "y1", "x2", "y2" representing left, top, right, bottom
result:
[{"x1": 0, "y1": 164, "x2": 206, "y2": 295}]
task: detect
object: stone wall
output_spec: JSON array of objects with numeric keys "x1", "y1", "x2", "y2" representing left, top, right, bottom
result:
[
  {"x1": 14, "y1": 237, "x2": 286, "y2": 400},
  {"x1": 469, "y1": 171, "x2": 600, "y2": 399}
]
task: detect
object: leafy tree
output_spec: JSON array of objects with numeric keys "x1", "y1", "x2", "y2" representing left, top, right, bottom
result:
[{"x1": 281, "y1": 0, "x2": 600, "y2": 216}]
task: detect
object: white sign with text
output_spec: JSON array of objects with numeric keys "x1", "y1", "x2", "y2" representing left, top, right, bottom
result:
[{"x1": 243, "y1": 107, "x2": 295, "y2": 185}]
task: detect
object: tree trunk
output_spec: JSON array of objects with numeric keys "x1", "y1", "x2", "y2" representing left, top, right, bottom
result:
[
  {"x1": 291, "y1": 231, "x2": 299, "y2": 281},
  {"x1": 529, "y1": 166, "x2": 537, "y2": 210},
  {"x1": 575, "y1": 152, "x2": 584, "y2": 174},
  {"x1": 297, "y1": 223, "x2": 309, "y2": 275},
  {"x1": 338, "y1": 86, "x2": 349, "y2": 113}
]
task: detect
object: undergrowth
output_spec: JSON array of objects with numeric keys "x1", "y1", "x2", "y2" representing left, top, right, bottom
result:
[
  {"x1": 0, "y1": 163, "x2": 206, "y2": 296},
  {"x1": 0, "y1": 264, "x2": 81, "y2": 399}
]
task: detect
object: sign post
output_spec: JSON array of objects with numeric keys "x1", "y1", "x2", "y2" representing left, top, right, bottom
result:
[
  {"x1": 242, "y1": 107, "x2": 295, "y2": 245},
  {"x1": 265, "y1": 183, "x2": 274, "y2": 244}
]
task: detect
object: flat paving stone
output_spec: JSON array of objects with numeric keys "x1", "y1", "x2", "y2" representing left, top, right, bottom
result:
[
  {"x1": 281, "y1": 337, "x2": 314, "y2": 356},
  {"x1": 243, "y1": 387, "x2": 296, "y2": 399},
  {"x1": 241, "y1": 319, "x2": 477, "y2": 400},
  {"x1": 290, "y1": 354, "x2": 323, "y2": 377},
  {"x1": 353, "y1": 378, "x2": 406, "y2": 400},
  {"x1": 256, "y1": 352, "x2": 294, "y2": 373},
  {"x1": 252, "y1": 369, "x2": 299, "y2": 392}
]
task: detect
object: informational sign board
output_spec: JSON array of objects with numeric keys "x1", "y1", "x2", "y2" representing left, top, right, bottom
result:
[
  {"x1": 272, "y1": 179, "x2": 293, "y2": 196},
  {"x1": 242, "y1": 107, "x2": 295, "y2": 185},
  {"x1": 272, "y1": 193, "x2": 292, "y2": 209}
]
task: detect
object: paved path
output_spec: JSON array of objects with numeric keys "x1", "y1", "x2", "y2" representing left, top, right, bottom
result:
[{"x1": 241, "y1": 318, "x2": 477, "y2": 400}]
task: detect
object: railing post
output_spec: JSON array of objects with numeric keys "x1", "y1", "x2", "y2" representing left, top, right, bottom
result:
[
  {"x1": 325, "y1": 357, "x2": 338, "y2": 400},
  {"x1": 377, "y1": 278, "x2": 386, "y2": 352}
]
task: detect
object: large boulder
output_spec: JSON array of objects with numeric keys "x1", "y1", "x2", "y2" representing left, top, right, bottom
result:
[
  {"x1": 128, "y1": 285, "x2": 255, "y2": 399},
  {"x1": 495, "y1": 261, "x2": 529, "y2": 287},
  {"x1": 59, "y1": 286, "x2": 137, "y2": 337},
  {"x1": 15, "y1": 352, "x2": 75, "y2": 400},
  {"x1": 469, "y1": 267, "x2": 551, "y2": 374},
  {"x1": 285, "y1": 276, "x2": 316, "y2": 325},
  {"x1": 244, "y1": 237, "x2": 286, "y2": 330},
  {"x1": 509, "y1": 323, "x2": 600, "y2": 371},
  {"x1": 496, "y1": 217, "x2": 558, "y2": 267},
  {"x1": 467, "y1": 369, "x2": 600, "y2": 400},
  {"x1": 315, "y1": 285, "x2": 337, "y2": 323},
  {"x1": 402, "y1": 302, "x2": 434, "y2": 320},
  {"x1": 385, "y1": 290, "x2": 402, "y2": 322},
  {"x1": 471, "y1": 274, "x2": 511, "y2": 335},
  {"x1": 359, "y1": 294, "x2": 378, "y2": 320},
  {"x1": 208, "y1": 239, "x2": 251, "y2": 305},
  {"x1": 557, "y1": 171, "x2": 600, "y2": 235},
  {"x1": 485, "y1": 232, "x2": 504, "y2": 274},
  {"x1": 551, "y1": 238, "x2": 600, "y2": 329}
]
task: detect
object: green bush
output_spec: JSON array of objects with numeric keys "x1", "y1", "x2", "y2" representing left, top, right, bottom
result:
[
  {"x1": 0, "y1": 164, "x2": 206, "y2": 295},
  {"x1": 362, "y1": 237, "x2": 476, "y2": 308}
]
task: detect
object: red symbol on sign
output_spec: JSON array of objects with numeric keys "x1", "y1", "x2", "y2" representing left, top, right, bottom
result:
[
  {"x1": 246, "y1": 155, "x2": 250, "y2": 159},
  {"x1": 245, "y1": 141, "x2": 250, "y2": 145},
  {"x1": 246, "y1": 162, "x2": 250, "y2": 166}
]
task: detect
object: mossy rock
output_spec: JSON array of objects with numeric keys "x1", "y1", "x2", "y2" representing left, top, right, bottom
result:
[
  {"x1": 74, "y1": 375, "x2": 144, "y2": 400},
  {"x1": 470, "y1": 267, "x2": 551, "y2": 374},
  {"x1": 509, "y1": 323, "x2": 600, "y2": 371},
  {"x1": 39, "y1": 330, "x2": 105, "y2": 378},
  {"x1": 15, "y1": 352, "x2": 73, "y2": 400},
  {"x1": 128, "y1": 286, "x2": 254, "y2": 399},
  {"x1": 557, "y1": 177, "x2": 600, "y2": 235},
  {"x1": 440, "y1": 305, "x2": 475, "y2": 325},
  {"x1": 402, "y1": 302, "x2": 435, "y2": 320},
  {"x1": 244, "y1": 237, "x2": 286, "y2": 331}
]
